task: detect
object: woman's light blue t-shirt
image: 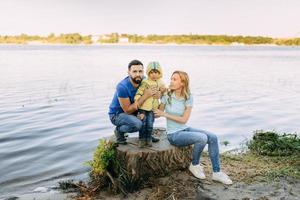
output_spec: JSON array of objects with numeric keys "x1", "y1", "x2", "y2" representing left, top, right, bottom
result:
[{"x1": 161, "y1": 93, "x2": 193, "y2": 134}]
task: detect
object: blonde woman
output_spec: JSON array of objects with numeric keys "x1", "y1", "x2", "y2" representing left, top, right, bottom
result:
[{"x1": 154, "y1": 71, "x2": 233, "y2": 185}]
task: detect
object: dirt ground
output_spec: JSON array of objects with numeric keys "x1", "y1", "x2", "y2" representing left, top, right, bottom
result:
[{"x1": 74, "y1": 153, "x2": 300, "y2": 200}]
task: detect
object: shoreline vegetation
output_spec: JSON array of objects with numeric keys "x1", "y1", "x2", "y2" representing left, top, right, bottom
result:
[
  {"x1": 0, "y1": 33, "x2": 300, "y2": 46},
  {"x1": 57, "y1": 130, "x2": 299, "y2": 200}
]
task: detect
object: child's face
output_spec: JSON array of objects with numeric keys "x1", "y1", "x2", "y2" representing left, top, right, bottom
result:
[{"x1": 148, "y1": 70, "x2": 160, "y2": 81}]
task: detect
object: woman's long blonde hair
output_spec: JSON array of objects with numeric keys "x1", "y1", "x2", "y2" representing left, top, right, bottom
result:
[{"x1": 167, "y1": 70, "x2": 191, "y2": 104}]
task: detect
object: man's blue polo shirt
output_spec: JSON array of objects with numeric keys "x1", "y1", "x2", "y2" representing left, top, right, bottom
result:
[{"x1": 109, "y1": 76, "x2": 138, "y2": 115}]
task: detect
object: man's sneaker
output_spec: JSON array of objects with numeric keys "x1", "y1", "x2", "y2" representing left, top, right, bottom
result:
[
  {"x1": 212, "y1": 171, "x2": 233, "y2": 185},
  {"x1": 114, "y1": 128, "x2": 127, "y2": 145},
  {"x1": 188, "y1": 163, "x2": 206, "y2": 179},
  {"x1": 151, "y1": 136, "x2": 160, "y2": 143},
  {"x1": 116, "y1": 140, "x2": 127, "y2": 145}
]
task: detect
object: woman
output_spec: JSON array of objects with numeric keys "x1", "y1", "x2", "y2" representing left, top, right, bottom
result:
[{"x1": 154, "y1": 71, "x2": 232, "y2": 185}]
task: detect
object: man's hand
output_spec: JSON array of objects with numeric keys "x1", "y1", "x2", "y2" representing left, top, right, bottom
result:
[
  {"x1": 136, "y1": 87, "x2": 156, "y2": 109},
  {"x1": 143, "y1": 87, "x2": 156, "y2": 98},
  {"x1": 153, "y1": 90, "x2": 162, "y2": 99}
]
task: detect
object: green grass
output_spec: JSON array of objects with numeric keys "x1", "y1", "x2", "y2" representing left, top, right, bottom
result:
[
  {"x1": 248, "y1": 130, "x2": 300, "y2": 156},
  {"x1": 220, "y1": 130, "x2": 300, "y2": 183}
]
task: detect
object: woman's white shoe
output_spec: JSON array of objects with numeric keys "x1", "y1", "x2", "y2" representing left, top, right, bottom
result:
[
  {"x1": 188, "y1": 163, "x2": 206, "y2": 179},
  {"x1": 212, "y1": 171, "x2": 233, "y2": 185}
]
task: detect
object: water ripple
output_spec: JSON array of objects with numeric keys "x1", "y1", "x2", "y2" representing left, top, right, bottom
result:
[{"x1": 1, "y1": 45, "x2": 300, "y2": 198}]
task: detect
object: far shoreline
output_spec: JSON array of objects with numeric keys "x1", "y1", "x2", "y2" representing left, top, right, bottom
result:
[{"x1": 1, "y1": 42, "x2": 299, "y2": 47}]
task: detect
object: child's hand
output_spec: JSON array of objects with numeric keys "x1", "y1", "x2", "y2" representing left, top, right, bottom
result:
[
  {"x1": 153, "y1": 90, "x2": 161, "y2": 99},
  {"x1": 150, "y1": 85, "x2": 158, "y2": 91},
  {"x1": 159, "y1": 86, "x2": 167, "y2": 94}
]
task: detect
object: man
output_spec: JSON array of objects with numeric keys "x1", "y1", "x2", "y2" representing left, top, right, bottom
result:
[{"x1": 108, "y1": 60, "x2": 160, "y2": 144}]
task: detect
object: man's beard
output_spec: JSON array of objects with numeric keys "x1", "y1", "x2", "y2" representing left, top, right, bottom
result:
[{"x1": 131, "y1": 76, "x2": 142, "y2": 84}]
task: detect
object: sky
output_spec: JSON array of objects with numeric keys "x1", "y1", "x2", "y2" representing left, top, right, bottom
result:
[{"x1": 0, "y1": 0, "x2": 300, "y2": 37}]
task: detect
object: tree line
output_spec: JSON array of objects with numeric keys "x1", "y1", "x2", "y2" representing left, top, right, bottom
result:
[
  {"x1": 0, "y1": 33, "x2": 92, "y2": 44},
  {"x1": 1, "y1": 33, "x2": 299, "y2": 46}
]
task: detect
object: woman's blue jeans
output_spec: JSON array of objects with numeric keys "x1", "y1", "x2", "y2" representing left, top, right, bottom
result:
[{"x1": 167, "y1": 127, "x2": 221, "y2": 172}]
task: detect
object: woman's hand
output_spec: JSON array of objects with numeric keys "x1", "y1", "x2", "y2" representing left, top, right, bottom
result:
[
  {"x1": 153, "y1": 109, "x2": 165, "y2": 118},
  {"x1": 159, "y1": 86, "x2": 167, "y2": 94}
]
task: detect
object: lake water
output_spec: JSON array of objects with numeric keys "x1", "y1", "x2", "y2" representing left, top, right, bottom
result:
[{"x1": 0, "y1": 44, "x2": 300, "y2": 198}]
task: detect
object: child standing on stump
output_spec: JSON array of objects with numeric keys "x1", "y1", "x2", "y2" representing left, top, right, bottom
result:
[{"x1": 134, "y1": 61, "x2": 166, "y2": 147}]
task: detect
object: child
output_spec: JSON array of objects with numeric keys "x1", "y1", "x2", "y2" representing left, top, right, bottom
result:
[{"x1": 134, "y1": 61, "x2": 166, "y2": 147}]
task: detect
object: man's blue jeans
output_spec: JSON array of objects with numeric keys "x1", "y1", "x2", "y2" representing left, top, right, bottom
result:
[
  {"x1": 167, "y1": 127, "x2": 221, "y2": 172},
  {"x1": 109, "y1": 113, "x2": 142, "y2": 134}
]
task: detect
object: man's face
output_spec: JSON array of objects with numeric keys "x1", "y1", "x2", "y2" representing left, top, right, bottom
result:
[{"x1": 128, "y1": 65, "x2": 144, "y2": 84}]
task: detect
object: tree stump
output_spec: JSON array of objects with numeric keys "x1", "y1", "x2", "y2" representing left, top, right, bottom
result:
[{"x1": 114, "y1": 128, "x2": 193, "y2": 183}]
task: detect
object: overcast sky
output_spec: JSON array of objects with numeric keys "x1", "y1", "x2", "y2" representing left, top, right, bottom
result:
[{"x1": 1, "y1": 0, "x2": 299, "y2": 37}]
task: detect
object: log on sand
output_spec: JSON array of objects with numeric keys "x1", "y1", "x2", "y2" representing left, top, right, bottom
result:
[{"x1": 115, "y1": 128, "x2": 193, "y2": 182}]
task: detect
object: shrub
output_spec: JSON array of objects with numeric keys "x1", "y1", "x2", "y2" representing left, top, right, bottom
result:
[{"x1": 248, "y1": 130, "x2": 300, "y2": 156}]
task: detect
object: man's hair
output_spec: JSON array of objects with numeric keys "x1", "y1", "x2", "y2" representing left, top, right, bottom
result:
[{"x1": 128, "y1": 60, "x2": 143, "y2": 70}]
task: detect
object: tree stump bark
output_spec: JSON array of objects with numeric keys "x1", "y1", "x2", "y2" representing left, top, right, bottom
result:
[{"x1": 114, "y1": 128, "x2": 193, "y2": 183}]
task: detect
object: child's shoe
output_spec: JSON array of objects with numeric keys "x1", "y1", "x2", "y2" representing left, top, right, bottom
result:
[
  {"x1": 145, "y1": 139, "x2": 153, "y2": 147},
  {"x1": 138, "y1": 140, "x2": 146, "y2": 148}
]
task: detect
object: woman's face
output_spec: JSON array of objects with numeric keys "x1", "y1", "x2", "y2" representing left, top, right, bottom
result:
[{"x1": 169, "y1": 73, "x2": 183, "y2": 90}]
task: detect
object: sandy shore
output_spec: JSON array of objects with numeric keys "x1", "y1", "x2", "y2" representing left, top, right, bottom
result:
[
  {"x1": 2, "y1": 192, "x2": 76, "y2": 200},
  {"x1": 3, "y1": 154, "x2": 299, "y2": 200},
  {"x1": 7, "y1": 174, "x2": 298, "y2": 200}
]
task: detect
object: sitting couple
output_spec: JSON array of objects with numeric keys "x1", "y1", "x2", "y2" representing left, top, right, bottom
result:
[{"x1": 108, "y1": 60, "x2": 233, "y2": 185}]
